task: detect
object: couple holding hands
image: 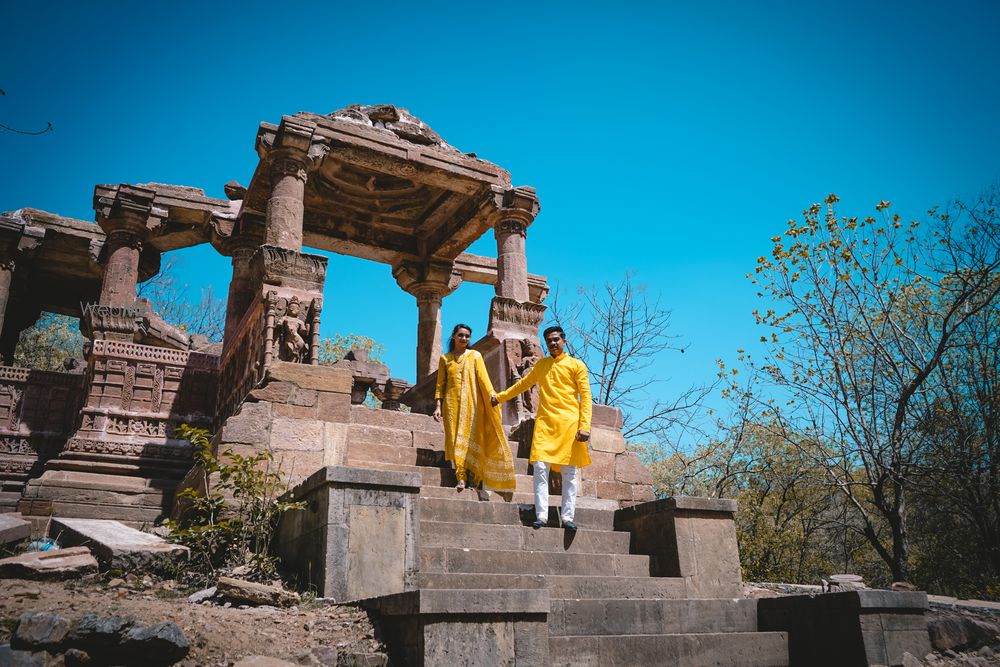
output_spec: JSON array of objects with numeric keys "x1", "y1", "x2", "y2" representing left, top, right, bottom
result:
[{"x1": 433, "y1": 324, "x2": 592, "y2": 530}]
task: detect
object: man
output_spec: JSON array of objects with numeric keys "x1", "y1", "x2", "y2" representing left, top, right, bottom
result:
[{"x1": 492, "y1": 326, "x2": 592, "y2": 530}]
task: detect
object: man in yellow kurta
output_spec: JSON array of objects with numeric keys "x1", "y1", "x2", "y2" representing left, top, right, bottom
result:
[{"x1": 492, "y1": 326, "x2": 592, "y2": 530}]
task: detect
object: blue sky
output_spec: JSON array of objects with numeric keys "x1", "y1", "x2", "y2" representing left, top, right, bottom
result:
[{"x1": 3, "y1": 1, "x2": 999, "y2": 425}]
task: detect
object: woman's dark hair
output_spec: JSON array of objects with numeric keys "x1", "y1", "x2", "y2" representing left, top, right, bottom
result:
[{"x1": 448, "y1": 323, "x2": 473, "y2": 352}]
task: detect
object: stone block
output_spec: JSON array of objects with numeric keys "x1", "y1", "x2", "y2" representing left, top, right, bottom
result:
[
  {"x1": 276, "y1": 466, "x2": 420, "y2": 601},
  {"x1": 317, "y1": 390, "x2": 351, "y2": 423},
  {"x1": 586, "y1": 450, "x2": 616, "y2": 481},
  {"x1": 0, "y1": 546, "x2": 98, "y2": 580},
  {"x1": 265, "y1": 362, "x2": 352, "y2": 393},
  {"x1": 615, "y1": 450, "x2": 652, "y2": 485},
  {"x1": 248, "y1": 381, "x2": 294, "y2": 403},
  {"x1": 595, "y1": 480, "x2": 633, "y2": 501},
  {"x1": 219, "y1": 401, "x2": 272, "y2": 446},
  {"x1": 347, "y1": 423, "x2": 413, "y2": 449},
  {"x1": 0, "y1": 513, "x2": 31, "y2": 545},
  {"x1": 289, "y1": 387, "x2": 318, "y2": 406},
  {"x1": 322, "y1": 422, "x2": 348, "y2": 467},
  {"x1": 589, "y1": 427, "x2": 626, "y2": 454},
  {"x1": 270, "y1": 417, "x2": 324, "y2": 452},
  {"x1": 413, "y1": 430, "x2": 444, "y2": 451},
  {"x1": 272, "y1": 402, "x2": 319, "y2": 419},
  {"x1": 631, "y1": 484, "x2": 656, "y2": 502},
  {"x1": 350, "y1": 405, "x2": 442, "y2": 432},
  {"x1": 591, "y1": 404, "x2": 623, "y2": 429},
  {"x1": 49, "y1": 518, "x2": 188, "y2": 570}
]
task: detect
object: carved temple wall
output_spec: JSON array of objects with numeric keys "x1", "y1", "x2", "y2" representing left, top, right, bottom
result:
[
  {"x1": 65, "y1": 340, "x2": 218, "y2": 463},
  {"x1": 0, "y1": 366, "x2": 85, "y2": 509}
]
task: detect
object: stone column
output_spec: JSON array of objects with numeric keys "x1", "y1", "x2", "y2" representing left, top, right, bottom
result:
[
  {"x1": 394, "y1": 261, "x2": 459, "y2": 382},
  {"x1": 265, "y1": 151, "x2": 308, "y2": 251},
  {"x1": 223, "y1": 244, "x2": 258, "y2": 344},
  {"x1": 494, "y1": 218, "x2": 530, "y2": 302},
  {"x1": 415, "y1": 292, "x2": 443, "y2": 381},
  {"x1": 100, "y1": 228, "x2": 144, "y2": 307},
  {"x1": 0, "y1": 254, "x2": 14, "y2": 343}
]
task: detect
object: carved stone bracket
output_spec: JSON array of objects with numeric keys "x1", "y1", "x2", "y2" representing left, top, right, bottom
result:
[
  {"x1": 487, "y1": 296, "x2": 547, "y2": 337},
  {"x1": 373, "y1": 378, "x2": 412, "y2": 411},
  {"x1": 252, "y1": 245, "x2": 328, "y2": 292}
]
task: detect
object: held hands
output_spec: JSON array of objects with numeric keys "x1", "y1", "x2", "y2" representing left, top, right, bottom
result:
[
  {"x1": 576, "y1": 430, "x2": 590, "y2": 442},
  {"x1": 490, "y1": 394, "x2": 499, "y2": 406}
]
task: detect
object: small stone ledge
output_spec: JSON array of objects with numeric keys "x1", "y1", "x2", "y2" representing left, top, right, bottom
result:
[
  {"x1": 370, "y1": 588, "x2": 549, "y2": 616},
  {"x1": 614, "y1": 496, "x2": 737, "y2": 521},
  {"x1": 264, "y1": 361, "x2": 353, "y2": 393},
  {"x1": 288, "y1": 465, "x2": 422, "y2": 499}
]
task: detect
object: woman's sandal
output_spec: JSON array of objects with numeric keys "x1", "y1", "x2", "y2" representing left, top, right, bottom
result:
[{"x1": 456, "y1": 480, "x2": 466, "y2": 491}]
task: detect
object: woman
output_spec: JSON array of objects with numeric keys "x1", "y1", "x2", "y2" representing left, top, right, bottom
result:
[{"x1": 433, "y1": 324, "x2": 516, "y2": 500}]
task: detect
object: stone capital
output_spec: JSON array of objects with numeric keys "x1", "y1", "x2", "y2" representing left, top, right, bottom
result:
[
  {"x1": 269, "y1": 150, "x2": 309, "y2": 183},
  {"x1": 492, "y1": 185, "x2": 540, "y2": 232},
  {"x1": 94, "y1": 184, "x2": 167, "y2": 237},
  {"x1": 392, "y1": 260, "x2": 458, "y2": 299}
]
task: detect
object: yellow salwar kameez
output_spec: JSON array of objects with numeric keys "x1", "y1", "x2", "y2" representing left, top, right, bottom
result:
[
  {"x1": 495, "y1": 352, "x2": 592, "y2": 470},
  {"x1": 435, "y1": 349, "x2": 516, "y2": 491}
]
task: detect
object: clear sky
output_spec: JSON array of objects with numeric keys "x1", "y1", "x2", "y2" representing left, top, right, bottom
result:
[{"x1": 3, "y1": 1, "x2": 999, "y2": 425}]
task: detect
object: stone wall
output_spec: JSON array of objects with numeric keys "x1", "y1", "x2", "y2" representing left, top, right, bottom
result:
[{"x1": 0, "y1": 367, "x2": 85, "y2": 511}]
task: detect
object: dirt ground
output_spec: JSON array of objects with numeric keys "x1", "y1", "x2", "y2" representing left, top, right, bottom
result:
[{"x1": 0, "y1": 575, "x2": 384, "y2": 666}]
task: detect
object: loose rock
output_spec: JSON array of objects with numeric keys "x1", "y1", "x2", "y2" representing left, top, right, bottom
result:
[
  {"x1": 216, "y1": 577, "x2": 300, "y2": 607},
  {"x1": 120, "y1": 621, "x2": 189, "y2": 666},
  {"x1": 187, "y1": 586, "x2": 217, "y2": 603},
  {"x1": 12, "y1": 611, "x2": 71, "y2": 652},
  {"x1": 0, "y1": 514, "x2": 31, "y2": 545}
]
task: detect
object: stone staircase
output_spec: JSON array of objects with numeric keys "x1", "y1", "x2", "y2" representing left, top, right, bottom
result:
[{"x1": 345, "y1": 437, "x2": 789, "y2": 666}]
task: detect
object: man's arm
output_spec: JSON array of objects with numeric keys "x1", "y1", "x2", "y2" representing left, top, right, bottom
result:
[
  {"x1": 575, "y1": 360, "x2": 592, "y2": 441},
  {"x1": 492, "y1": 361, "x2": 540, "y2": 405}
]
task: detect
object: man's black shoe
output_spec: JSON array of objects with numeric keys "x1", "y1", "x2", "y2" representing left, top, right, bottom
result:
[
  {"x1": 532, "y1": 519, "x2": 546, "y2": 529},
  {"x1": 563, "y1": 521, "x2": 578, "y2": 531}
]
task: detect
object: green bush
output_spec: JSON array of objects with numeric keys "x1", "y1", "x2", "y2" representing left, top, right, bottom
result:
[{"x1": 164, "y1": 425, "x2": 303, "y2": 584}]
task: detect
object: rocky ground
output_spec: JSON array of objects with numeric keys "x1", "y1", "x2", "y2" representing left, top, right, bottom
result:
[{"x1": 0, "y1": 575, "x2": 385, "y2": 666}]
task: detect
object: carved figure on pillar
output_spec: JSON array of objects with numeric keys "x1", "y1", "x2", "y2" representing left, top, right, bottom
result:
[
  {"x1": 274, "y1": 296, "x2": 310, "y2": 362},
  {"x1": 510, "y1": 337, "x2": 542, "y2": 421}
]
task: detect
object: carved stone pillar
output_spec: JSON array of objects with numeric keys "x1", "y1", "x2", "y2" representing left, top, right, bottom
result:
[
  {"x1": 265, "y1": 151, "x2": 308, "y2": 251},
  {"x1": 223, "y1": 244, "x2": 258, "y2": 345},
  {"x1": 0, "y1": 254, "x2": 14, "y2": 343},
  {"x1": 393, "y1": 261, "x2": 460, "y2": 383},
  {"x1": 495, "y1": 219, "x2": 529, "y2": 302},
  {"x1": 100, "y1": 228, "x2": 144, "y2": 307}
]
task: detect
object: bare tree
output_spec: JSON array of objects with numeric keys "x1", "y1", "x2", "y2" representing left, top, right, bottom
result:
[
  {"x1": 138, "y1": 258, "x2": 226, "y2": 341},
  {"x1": 734, "y1": 189, "x2": 1000, "y2": 582},
  {"x1": 548, "y1": 273, "x2": 713, "y2": 442}
]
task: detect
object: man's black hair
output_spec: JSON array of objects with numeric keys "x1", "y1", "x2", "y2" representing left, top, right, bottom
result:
[{"x1": 542, "y1": 325, "x2": 565, "y2": 339}]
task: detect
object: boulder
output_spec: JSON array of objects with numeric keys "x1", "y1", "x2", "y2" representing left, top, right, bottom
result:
[
  {"x1": 216, "y1": 576, "x2": 300, "y2": 607},
  {"x1": 0, "y1": 546, "x2": 98, "y2": 580},
  {"x1": 928, "y1": 615, "x2": 1000, "y2": 652},
  {"x1": 12, "y1": 611, "x2": 71, "y2": 652},
  {"x1": 119, "y1": 622, "x2": 189, "y2": 665},
  {"x1": 0, "y1": 645, "x2": 48, "y2": 666}
]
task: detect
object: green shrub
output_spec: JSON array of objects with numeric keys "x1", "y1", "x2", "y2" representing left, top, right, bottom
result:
[{"x1": 164, "y1": 425, "x2": 303, "y2": 584}]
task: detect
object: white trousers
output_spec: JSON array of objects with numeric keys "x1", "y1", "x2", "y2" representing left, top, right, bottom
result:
[{"x1": 533, "y1": 461, "x2": 579, "y2": 524}]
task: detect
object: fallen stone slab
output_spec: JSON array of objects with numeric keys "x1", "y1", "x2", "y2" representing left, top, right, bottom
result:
[
  {"x1": 233, "y1": 657, "x2": 299, "y2": 667},
  {"x1": 50, "y1": 518, "x2": 188, "y2": 570},
  {"x1": 928, "y1": 615, "x2": 1000, "y2": 652},
  {"x1": 0, "y1": 513, "x2": 31, "y2": 545},
  {"x1": 0, "y1": 546, "x2": 98, "y2": 580},
  {"x1": 12, "y1": 611, "x2": 71, "y2": 652},
  {"x1": 187, "y1": 586, "x2": 217, "y2": 603},
  {"x1": 216, "y1": 576, "x2": 300, "y2": 607}
]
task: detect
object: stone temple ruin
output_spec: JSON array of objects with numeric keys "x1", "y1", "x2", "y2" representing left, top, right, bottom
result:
[{"x1": 0, "y1": 105, "x2": 932, "y2": 665}]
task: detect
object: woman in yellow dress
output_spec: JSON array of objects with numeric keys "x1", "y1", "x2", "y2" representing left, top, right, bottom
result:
[{"x1": 433, "y1": 324, "x2": 516, "y2": 500}]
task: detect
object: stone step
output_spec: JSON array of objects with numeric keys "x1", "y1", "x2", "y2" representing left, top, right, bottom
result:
[
  {"x1": 549, "y1": 632, "x2": 789, "y2": 667},
  {"x1": 418, "y1": 485, "x2": 619, "y2": 512},
  {"x1": 419, "y1": 546, "x2": 650, "y2": 577},
  {"x1": 418, "y1": 496, "x2": 618, "y2": 530},
  {"x1": 367, "y1": 461, "x2": 538, "y2": 494},
  {"x1": 416, "y1": 573, "x2": 689, "y2": 600},
  {"x1": 346, "y1": 441, "x2": 533, "y2": 474},
  {"x1": 421, "y1": 520, "x2": 631, "y2": 554},
  {"x1": 548, "y1": 598, "x2": 759, "y2": 636}
]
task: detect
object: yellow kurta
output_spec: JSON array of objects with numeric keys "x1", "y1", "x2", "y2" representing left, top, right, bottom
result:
[
  {"x1": 435, "y1": 349, "x2": 516, "y2": 491},
  {"x1": 496, "y1": 352, "x2": 592, "y2": 469}
]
